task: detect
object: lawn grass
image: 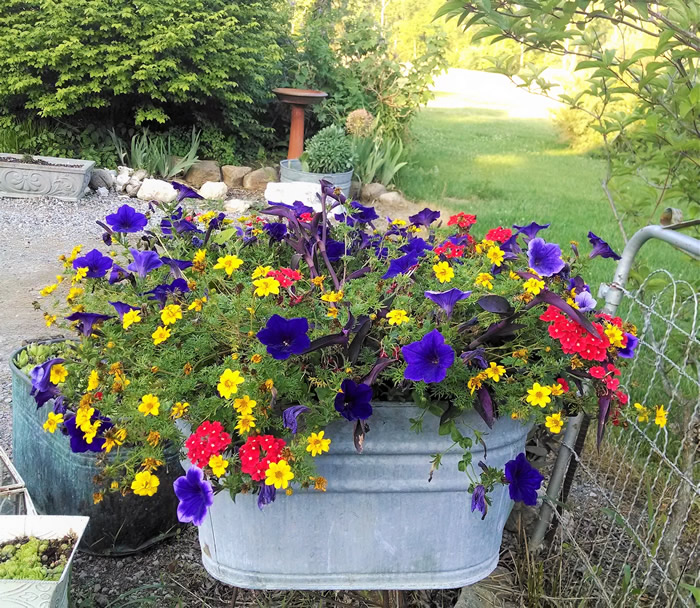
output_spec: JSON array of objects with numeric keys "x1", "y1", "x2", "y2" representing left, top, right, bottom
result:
[{"x1": 396, "y1": 101, "x2": 696, "y2": 288}]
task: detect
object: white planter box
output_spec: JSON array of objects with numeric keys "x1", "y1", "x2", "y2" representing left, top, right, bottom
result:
[
  {"x1": 0, "y1": 515, "x2": 89, "y2": 607},
  {"x1": 0, "y1": 154, "x2": 95, "y2": 202}
]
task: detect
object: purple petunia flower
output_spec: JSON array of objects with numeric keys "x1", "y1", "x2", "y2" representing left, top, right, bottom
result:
[
  {"x1": 105, "y1": 204, "x2": 148, "y2": 233},
  {"x1": 263, "y1": 222, "x2": 288, "y2": 241},
  {"x1": 402, "y1": 329, "x2": 455, "y2": 384},
  {"x1": 326, "y1": 239, "x2": 346, "y2": 262},
  {"x1": 108, "y1": 264, "x2": 130, "y2": 284},
  {"x1": 471, "y1": 484, "x2": 487, "y2": 519},
  {"x1": 382, "y1": 251, "x2": 419, "y2": 280},
  {"x1": 425, "y1": 289, "x2": 472, "y2": 318},
  {"x1": 173, "y1": 466, "x2": 214, "y2": 526},
  {"x1": 73, "y1": 249, "x2": 113, "y2": 278},
  {"x1": 409, "y1": 207, "x2": 440, "y2": 227},
  {"x1": 65, "y1": 312, "x2": 114, "y2": 336},
  {"x1": 504, "y1": 453, "x2": 544, "y2": 506},
  {"x1": 109, "y1": 301, "x2": 140, "y2": 321},
  {"x1": 171, "y1": 181, "x2": 204, "y2": 203},
  {"x1": 283, "y1": 405, "x2": 310, "y2": 434},
  {"x1": 64, "y1": 414, "x2": 107, "y2": 453},
  {"x1": 30, "y1": 358, "x2": 64, "y2": 394},
  {"x1": 400, "y1": 238, "x2": 432, "y2": 258},
  {"x1": 146, "y1": 278, "x2": 190, "y2": 308},
  {"x1": 161, "y1": 257, "x2": 194, "y2": 276},
  {"x1": 256, "y1": 315, "x2": 310, "y2": 360},
  {"x1": 53, "y1": 395, "x2": 67, "y2": 415},
  {"x1": 513, "y1": 221, "x2": 550, "y2": 241},
  {"x1": 334, "y1": 379, "x2": 373, "y2": 421},
  {"x1": 527, "y1": 238, "x2": 565, "y2": 277},
  {"x1": 257, "y1": 483, "x2": 276, "y2": 510},
  {"x1": 127, "y1": 248, "x2": 163, "y2": 279},
  {"x1": 618, "y1": 333, "x2": 638, "y2": 358},
  {"x1": 461, "y1": 349, "x2": 488, "y2": 370},
  {"x1": 574, "y1": 291, "x2": 597, "y2": 313},
  {"x1": 350, "y1": 201, "x2": 379, "y2": 223},
  {"x1": 588, "y1": 232, "x2": 621, "y2": 261}
]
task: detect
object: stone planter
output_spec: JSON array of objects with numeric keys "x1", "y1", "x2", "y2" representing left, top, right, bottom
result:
[
  {"x1": 0, "y1": 515, "x2": 89, "y2": 608},
  {"x1": 0, "y1": 154, "x2": 95, "y2": 202},
  {"x1": 194, "y1": 402, "x2": 531, "y2": 590},
  {"x1": 279, "y1": 159, "x2": 353, "y2": 198}
]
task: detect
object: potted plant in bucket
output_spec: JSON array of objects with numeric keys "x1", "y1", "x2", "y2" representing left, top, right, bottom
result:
[
  {"x1": 280, "y1": 125, "x2": 354, "y2": 196},
  {"x1": 29, "y1": 181, "x2": 640, "y2": 590}
]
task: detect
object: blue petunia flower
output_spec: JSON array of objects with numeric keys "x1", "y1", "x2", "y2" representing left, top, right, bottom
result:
[
  {"x1": 109, "y1": 301, "x2": 140, "y2": 321},
  {"x1": 173, "y1": 466, "x2": 214, "y2": 526},
  {"x1": 460, "y1": 349, "x2": 488, "y2": 370},
  {"x1": 513, "y1": 221, "x2": 550, "y2": 241},
  {"x1": 402, "y1": 329, "x2": 455, "y2": 384},
  {"x1": 504, "y1": 453, "x2": 544, "y2": 506},
  {"x1": 334, "y1": 379, "x2": 373, "y2": 421},
  {"x1": 30, "y1": 358, "x2": 64, "y2": 395},
  {"x1": 105, "y1": 204, "x2": 148, "y2": 233},
  {"x1": 127, "y1": 248, "x2": 163, "y2": 279},
  {"x1": 574, "y1": 291, "x2": 597, "y2": 312},
  {"x1": 424, "y1": 288, "x2": 471, "y2": 318},
  {"x1": 108, "y1": 264, "x2": 130, "y2": 285},
  {"x1": 73, "y1": 249, "x2": 113, "y2": 278},
  {"x1": 349, "y1": 201, "x2": 379, "y2": 223},
  {"x1": 146, "y1": 278, "x2": 190, "y2": 308},
  {"x1": 471, "y1": 484, "x2": 487, "y2": 519},
  {"x1": 256, "y1": 315, "x2": 310, "y2": 360},
  {"x1": 326, "y1": 239, "x2": 346, "y2": 262},
  {"x1": 64, "y1": 414, "x2": 108, "y2": 453},
  {"x1": 161, "y1": 257, "x2": 194, "y2": 275},
  {"x1": 65, "y1": 312, "x2": 114, "y2": 336},
  {"x1": 382, "y1": 251, "x2": 419, "y2": 279},
  {"x1": 527, "y1": 238, "x2": 565, "y2": 277},
  {"x1": 282, "y1": 405, "x2": 310, "y2": 434},
  {"x1": 263, "y1": 222, "x2": 288, "y2": 241},
  {"x1": 408, "y1": 207, "x2": 440, "y2": 227},
  {"x1": 618, "y1": 333, "x2": 638, "y2": 358},
  {"x1": 400, "y1": 238, "x2": 432, "y2": 258},
  {"x1": 171, "y1": 181, "x2": 204, "y2": 203},
  {"x1": 257, "y1": 483, "x2": 276, "y2": 510},
  {"x1": 587, "y1": 231, "x2": 621, "y2": 260}
]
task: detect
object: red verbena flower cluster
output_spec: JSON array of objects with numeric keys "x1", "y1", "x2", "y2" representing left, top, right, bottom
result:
[
  {"x1": 447, "y1": 213, "x2": 477, "y2": 230},
  {"x1": 185, "y1": 421, "x2": 232, "y2": 468},
  {"x1": 268, "y1": 268, "x2": 303, "y2": 288},
  {"x1": 484, "y1": 226, "x2": 513, "y2": 243},
  {"x1": 239, "y1": 434, "x2": 286, "y2": 481},
  {"x1": 434, "y1": 241, "x2": 465, "y2": 258},
  {"x1": 539, "y1": 306, "x2": 610, "y2": 361}
]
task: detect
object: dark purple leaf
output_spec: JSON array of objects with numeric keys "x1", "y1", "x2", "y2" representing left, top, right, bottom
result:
[
  {"x1": 348, "y1": 317, "x2": 371, "y2": 364},
  {"x1": 527, "y1": 290, "x2": 597, "y2": 336},
  {"x1": 475, "y1": 387, "x2": 495, "y2": 428},
  {"x1": 477, "y1": 295, "x2": 513, "y2": 315},
  {"x1": 597, "y1": 395, "x2": 612, "y2": 448},
  {"x1": 362, "y1": 357, "x2": 397, "y2": 386},
  {"x1": 353, "y1": 420, "x2": 366, "y2": 454},
  {"x1": 301, "y1": 332, "x2": 349, "y2": 354}
]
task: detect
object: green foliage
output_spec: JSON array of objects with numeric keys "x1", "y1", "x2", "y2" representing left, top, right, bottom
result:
[
  {"x1": 0, "y1": 0, "x2": 287, "y2": 154},
  {"x1": 301, "y1": 125, "x2": 353, "y2": 173},
  {"x1": 352, "y1": 135, "x2": 408, "y2": 186},
  {"x1": 436, "y1": 0, "x2": 700, "y2": 237},
  {"x1": 0, "y1": 536, "x2": 72, "y2": 581}
]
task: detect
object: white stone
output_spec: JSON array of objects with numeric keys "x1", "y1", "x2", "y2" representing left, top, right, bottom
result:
[
  {"x1": 115, "y1": 168, "x2": 132, "y2": 192},
  {"x1": 96, "y1": 187, "x2": 110, "y2": 197},
  {"x1": 224, "y1": 198, "x2": 251, "y2": 215},
  {"x1": 198, "y1": 181, "x2": 228, "y2": 200},
  {"x1": 136, "y1": 178, "x2": 178, "y2": 204},
  {"x1": 265, "y1": 181, "x2": 322, "y2": 212}
]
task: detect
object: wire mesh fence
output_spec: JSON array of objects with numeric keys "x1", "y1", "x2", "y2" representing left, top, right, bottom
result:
[{"x1": 536, "y1": 265, "x2": 699, "y2": 607}]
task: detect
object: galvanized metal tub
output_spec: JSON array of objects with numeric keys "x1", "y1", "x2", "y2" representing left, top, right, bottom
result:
[
  {"x1": 279, "y1": 159, "x2": 353, "y2": 198},
  {"x1": 10, "y1": 344, "x2": 183, "y2": 555},
  {"x1": 197, "y1": 402, "x2": 531, "y2": 590}
]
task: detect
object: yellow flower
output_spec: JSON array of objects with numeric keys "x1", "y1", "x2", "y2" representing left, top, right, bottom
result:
[
  {"x1": 433, "y1": 261, "x2": 454, "y2": 284},
  {"x1": 209, "y1": 455, "x2": 229, "y2": 477},
  {"x1": 633, "y1": 402, "x2": 650, "y2": 423},
  {"x1": 75, "y1": 405, "x2": 95, "y2": 431},
  {"x1": 605, "y1": 323, "x2": 625, "y2": 348},
  {"x1": 93, "y1": 492, "x2": 104, "y2": 505},
  {"x1": 235, "y1": 413, "x2": 256, "y2": 435},
  {"x1": 50, "y1": 364, "x2": 68, "y2": 384},
  {"x1": 321, "y1": 290, "x2": 344, "y2": 303},
  {"x1": 218, "y1": 369, "x2": 245, "y2": 399},
  {"x1": 110, "y1": 481, "x2": 119, "y2": 490},
  {"x1": 475, "y1": 273, "x2": 493, "y2": 290},
  {"x1": 486, "y1": 246, "x2": 505, "y2": 267},
  {"x1": 523, "y1": 277, "x2": 545, "y2": 295},
  {"x1": 122, "y1": 309, "x2": 141, "y2": 329},
  {"x1": 138, "y1": 394, "x2": 160, "y2": 416},
  {"x1": 160, "y1": 304, "x2": 182, "y2": 326},
  {"x1": 67, "y1": 245, "x2": 82, "y2": 263},
  {"x1": 467, "y1": 372, "x2": 487, "y2": 395},
  {"x1": 251, "y1": 354, "x2": 263, "y2": 364},
  {"x1": 264, "y1": 459, "x2": 294, "y2": 490},
  {"x1": 311, "y1": 476, "x2": 328, "y2": 492},
  {"x1": 66, "y1": 287, "x2": 84, "y2": 302},
  {"x1": 40, "y1": 284, "x2": 58, "y2": 297},
  {"x1": 44, "y1": 313, "x2": 57, "y2": 327},
  {"x1": 170, "y1": 401, "x2": 190, "y2": 419},
  {"x1": 86, "y1": 370, "x2": 99, "y2": 391},
  {"x1": 311, "y1": 275, "x2": 326, "y2": 287},
  {"x1": 391, "y1": 218, "x2": 407, "y2": 226},
  {"x1": 386, "y1": 309, "x2": 410, "y2": 326},
  {"x1": 152, "y1": 326, "x2": 171, "y2": 345},
  {"x1": 526, "y1": 382, "x2": 552, "y2": 407},
  {"x1": 188, "y1": 296, "x2": 207, "y2": 312},
  {"x1": 193, "y1": 249, "x2": 207, "y2": 264},
  {"x1": 475, "y1": 239, "x2": 495, "y2": 254},
  {"x1": 545, "y1": 412, "x2": 564, "y2": 434},
  {"x1": 306, "y1": 431, "x2": 331, "y2": 457},
  {"x1": 326, "y1": 306, "x2": 339, "y2": 319},
  {"x1": 43, "y1": 412, "x2": 64, "y2": 433},
  {"x1": 264, "y1": 379, "x2": 274, "y2": 391},
  {"x1": 654, "y1": 405, "x2": 667, "y2": 428},
  {"x1": 253, "y1": 277, "x2": 281, "y2": 297},
  {"x1": 72, "y1": 267, "x2": 88, "y2": 284},
  {"x1": 509, "y1": 270, "x2": 521, "y2": 281},
  {"x1": 103, "y1": 428, "x2": 126, "y2": 453},
  {"x1": 147, "y1": 431, "x2": 161, "y2": 447},
  {"x1": 485, "y1": 362, "x2": 506, "y2": 382},
  {"x1": 141, "y1": 458, "x2": 163, "y2": 473},
  {"x1": 55, "y1": 274, "x2": 64, "y2": 284},
  {"x1": 82, "y1": 420, "x2": 102, "y2": 444},
  {"x1": 213, "y1": 254, "x2": 243, "y2": 276},
  {"x1": 233, "y1": 395, "x2": 256, "y2": 415},
  {"x1": 131, "y1": 471, "x2": 160, "y2": 497},
  {"x1": 550, "y1": 383, "x2": 564, "y2": 396},
  {"x1": 252, "y1": 265, "x2": 273, "y2": 279}
]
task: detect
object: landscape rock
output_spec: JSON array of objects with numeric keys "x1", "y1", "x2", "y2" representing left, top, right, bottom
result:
[
  {"x1": 224, "y1": 198, "x2": 251, "y2": 215},
  {"x1": 132, "y1": 169, "x2": 148, "y2": 182},
  {"x1": 89, "y1": 168, "x2": 115, "y2": 190},
  {"x1": 185, "y1": 160, "x2": 221, "y2": 188},
  {"x1": 115, "y1": 167, "x2": 132, "y2": 192},
  {"x1": 136, "y1": 178, "x2": 178, "y2": 204},
  {"x1": 361, "y1": 182, "x2": 388, "y2": 202},
  {"x1": 264, "y1": 181, "x2": 321, "y2": 211},
  {"x1": 125, "y1": 183, "x2": 140, "y2": 198},
  {"x1": 377, "y1": 190, "x2": 407, "y2": 206},
  {"x1": 96, "y1": 187, "x2": 110, "y2": 198},
  {"x1": 198, "y1": 181, "x2": 228, "y2": 200},
  {"x1": 222, "y1": 165, "x2": 252, "y2": 188},
  {"x1": 243, "y1": 166, "x2": 278, "y2": 190}
]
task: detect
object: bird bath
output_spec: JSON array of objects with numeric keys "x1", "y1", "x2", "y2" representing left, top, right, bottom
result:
[{"x1": 273, "y1": 88, "x2": 327, "y2": 160}]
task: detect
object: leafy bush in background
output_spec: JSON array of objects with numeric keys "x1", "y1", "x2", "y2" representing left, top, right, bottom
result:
[{"x1": 301, "y1": 125, "x2": 354, "y2": 173}]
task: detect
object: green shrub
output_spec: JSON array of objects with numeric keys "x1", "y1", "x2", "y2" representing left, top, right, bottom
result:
[
  {"x1": 0, "y1": 0, "x2": 287, "y2": 150},
  {"x1": 301, "y1": 125, "x2": 353, "y2": 174}
]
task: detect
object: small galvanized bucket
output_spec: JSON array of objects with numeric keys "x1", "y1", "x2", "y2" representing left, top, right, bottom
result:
[
  {"x1": 195, "y1": 402, "x2": 531, "y2": 590},
  {"x1": 279, "y1": 159, "x2": 353, "y2": 198}
]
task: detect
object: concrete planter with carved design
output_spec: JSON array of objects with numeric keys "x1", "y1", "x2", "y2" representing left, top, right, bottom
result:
[{"x1": 0, "y1": 154, "x2": 95, "y2": 202}]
